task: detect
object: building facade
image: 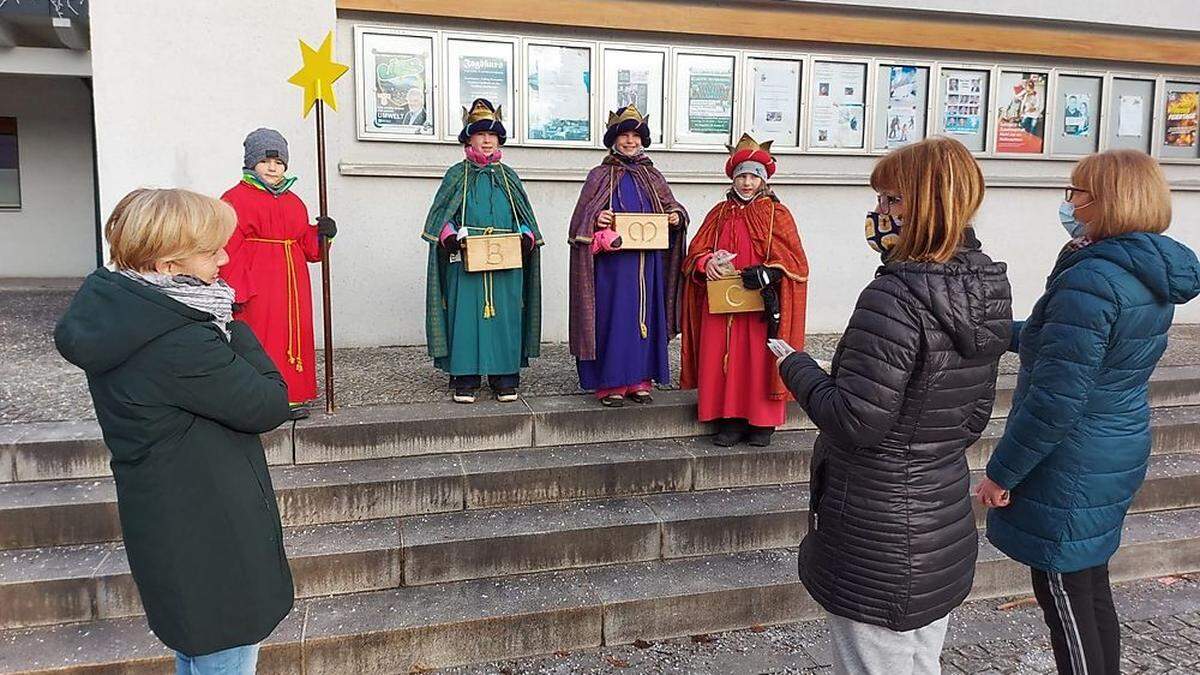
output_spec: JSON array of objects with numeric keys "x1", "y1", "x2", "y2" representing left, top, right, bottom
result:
[{"x1": 2, "y1": 0, "x2": 1199, "y2": 346}]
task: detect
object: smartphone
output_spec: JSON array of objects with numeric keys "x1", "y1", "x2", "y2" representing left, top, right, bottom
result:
[{"x1": 767, "y1": 338, "x2": 796, "y2": 360}]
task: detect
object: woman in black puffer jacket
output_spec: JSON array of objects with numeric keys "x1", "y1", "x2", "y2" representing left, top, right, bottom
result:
[{"x1": 777, "y1": 137, "x2": 1012, "y2": 674}]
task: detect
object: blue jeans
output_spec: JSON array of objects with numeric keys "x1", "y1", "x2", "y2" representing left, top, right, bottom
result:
[{"x1": 175, "y1": 643, "x2": 259, "y2": 674}]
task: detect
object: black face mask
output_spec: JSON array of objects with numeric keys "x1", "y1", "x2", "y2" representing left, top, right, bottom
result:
[{"x1": 865, "y1": 211, "x2": 902, "y2": 261}]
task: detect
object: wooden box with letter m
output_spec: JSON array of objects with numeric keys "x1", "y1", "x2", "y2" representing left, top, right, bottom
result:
[
  {"x1": 707, "y1": 275, "x2": 765, "y2": 314},
  {"x1": 613, "y1": 212, "x2": 670, "y2": 250},
  {"x1": 465, "y1": 232, "x2": 523, "y2": 273}
]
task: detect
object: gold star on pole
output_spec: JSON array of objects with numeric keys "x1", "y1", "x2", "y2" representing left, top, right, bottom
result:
[{"x1": 287, "y1": 31, "x2": 349, "y2": 117}]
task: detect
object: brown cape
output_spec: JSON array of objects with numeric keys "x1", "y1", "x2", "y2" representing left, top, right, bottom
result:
[{"x1": 680, "y1": 195, "x2": 809, "y2": 400}]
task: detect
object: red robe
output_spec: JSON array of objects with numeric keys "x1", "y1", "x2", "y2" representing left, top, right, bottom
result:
[
  {"x1": 220, "y1": 181, "x2": 321, "y2": 404},
  {"x1": 680, "y1": 195, "x2": 808, "y2": 427}
]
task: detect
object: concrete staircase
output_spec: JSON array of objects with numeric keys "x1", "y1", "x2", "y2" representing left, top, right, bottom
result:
[{"x1": 1, "y1": 368, "x2": 1200, "y2": 673}]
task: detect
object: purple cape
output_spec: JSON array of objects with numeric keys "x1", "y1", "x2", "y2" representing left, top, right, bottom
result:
[{"x1": 568, "y1": 153, "x2": 689, "y2": 360}]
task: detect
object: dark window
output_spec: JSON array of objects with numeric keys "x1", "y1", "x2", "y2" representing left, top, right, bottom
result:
[{"x1": 0, "y1": 117, "x2": 18, "y2": 209}]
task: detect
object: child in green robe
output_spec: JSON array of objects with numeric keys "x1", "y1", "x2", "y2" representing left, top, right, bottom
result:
[{"x1": 422, "y1": 98, "x2": 543, "y2": 403}]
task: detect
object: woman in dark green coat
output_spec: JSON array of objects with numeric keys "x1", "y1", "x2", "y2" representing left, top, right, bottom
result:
[{"x1": 55, "y1": 188, "x2": 293, "y2": 671}]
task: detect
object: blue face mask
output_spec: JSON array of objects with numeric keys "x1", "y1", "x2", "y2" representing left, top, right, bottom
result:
[{"x1": 1059, "y1": 201, "x2": 1087, "y2": 239}]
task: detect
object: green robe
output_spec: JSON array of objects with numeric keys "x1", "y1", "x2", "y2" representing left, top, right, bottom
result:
[{"x1": 422, "y1": 160, "x2": 543, "y2": 375}]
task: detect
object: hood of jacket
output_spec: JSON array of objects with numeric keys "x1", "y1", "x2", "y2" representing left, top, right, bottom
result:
[
  {"x1": 1056, "y1": 232, "x2": 1200, "y2": 306},
  {"x1": 55, "y1": 268, "x2": 213, "y2": 375},
  {"x1": 879, "y1": 229, "x2": 1013, "y2": 359}
]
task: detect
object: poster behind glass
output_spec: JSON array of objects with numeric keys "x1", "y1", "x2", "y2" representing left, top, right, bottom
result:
[
  {"x1": 876, "y1": 65, "x2": 928, "y2": 150},
  {"x1": 674, "y1": 53, "x2": 735, "y2": 146},
  {"x1": 447, "y1": 38, "x2": 515, "y2": 139},
  {"x1": 1164, "y1": 90, "x2": 1199, "y2": 149},
  {"x1": 602, "y1": 48, "x2": 665, "y2": 144},
  {"x1": 746, "y1": 57, "x2": 801, "y2": 148},
  {"x1": 995, "y1": 70, "x2": 1049, "y2": 154},
  {"x1": 527, "y1": 44, "x2": 592, "y2": 143},
  {"x1": 809, "y1": 61, "x2": 866, "y2": 149},
  {"x1": 358, "y1": 30, "x2": 435, "y2": 139}
]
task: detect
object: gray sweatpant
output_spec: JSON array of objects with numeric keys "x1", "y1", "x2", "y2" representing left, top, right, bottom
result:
[{"x1": 828, "y1": 613, "x2": 950, "y2": 675}]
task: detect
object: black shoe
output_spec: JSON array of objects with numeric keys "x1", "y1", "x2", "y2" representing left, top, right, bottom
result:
[
  {"x1": 453, "y1": 389, "x2": 478, "y2": 404},
  {"x1": 712, "y1": 419, "x2": 748, "y2": 447},
  {"x1": 289, "y1": 404, "x2": 311, "y2": 421},
  {"x1": 747, "y1": 425, "x2": 775, "y2": 447},
  {"x1": 494, "y1": 387, "x2": 519, "y2": 403},
  {"x1": 628, "y1": 390, "x2": 653, "y2": 405},
  {"x1": 600, "y1": 393, "x2": 625, "y2": 408}
]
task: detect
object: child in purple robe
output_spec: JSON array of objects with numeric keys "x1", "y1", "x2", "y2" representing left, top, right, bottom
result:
[{"x1": 567, "y1": 105, "x2": 689, "y2": 407}]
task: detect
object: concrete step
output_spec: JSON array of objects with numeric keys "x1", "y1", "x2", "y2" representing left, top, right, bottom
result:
[
  {"x1": 0, "y1": 508, "x2": 1196, "y2": 674},
  {"x1": 3, "y1": 366, "x2": 1199, "y2": 482},
  {"x1": 3, "y1": 407, "x2": 1200, "y2": 551},
  {"x1": 5, "y1": 451, "x2": 1200, "y2": 630}
]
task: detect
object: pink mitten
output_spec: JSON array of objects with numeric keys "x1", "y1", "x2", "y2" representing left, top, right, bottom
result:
[{"x1": 591, "y1": 227, "x2": 624, "y2": 255}]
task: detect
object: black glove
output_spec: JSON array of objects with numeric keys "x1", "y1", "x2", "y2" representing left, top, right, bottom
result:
[
  {"x1": 521, "y1": 233, "x2": 535, "y2": 254},
  {"x1": 761, "y1": 286, "x2": 782, "y2": 339},
  {"x1": 442, "y1": 233, "x2": 462, "y2": 253},
  {"x1": 316, "y1": 216, "x2": 337, "y2": 239},
  {"x1": 741, "y1": 265, "x2": 783, "y2": 290}
]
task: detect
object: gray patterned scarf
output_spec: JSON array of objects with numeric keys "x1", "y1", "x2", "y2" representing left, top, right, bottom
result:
[{"x1": 119, "y1": 270, "x2": 235, "y2": 338}]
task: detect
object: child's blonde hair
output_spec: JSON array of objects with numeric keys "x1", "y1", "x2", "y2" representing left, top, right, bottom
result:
[
  {"x1": 870, "y1": 136, "x2": 985, "y2": 263},
  {"x1": 106, "y1": 188, "x2": 236, "y2": 271},
  {"x1": 1071, "y1": 150, "x2": 1171, "y2": 239}
]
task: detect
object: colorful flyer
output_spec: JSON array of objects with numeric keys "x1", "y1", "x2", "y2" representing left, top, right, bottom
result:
[
  {"x1": 372, "y1": 51, "x2": 433, "y2": 134},
  {"x1": 996, "y1": 72, "x2": 1047, "y2": 153},
  {"x1": 1165, "y1": 91, "x2": 1199, "y2": 148},
  {"x1": 944, "y1": 74, "x2": 983, "y2": 135},
  {"x1": 886, "y1": 66, "x2": 920, "y2": 148}
]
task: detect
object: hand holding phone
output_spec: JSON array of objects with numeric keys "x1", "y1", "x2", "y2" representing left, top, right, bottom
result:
[{"x1": 767, "y1": 338, "x2": 796, "y2": 361}]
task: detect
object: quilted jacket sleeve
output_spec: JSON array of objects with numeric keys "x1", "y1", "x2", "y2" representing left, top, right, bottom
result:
[
  {"x1": 780, "y1": 276, "x2": 921, "y2": 448},
  {"x1": 986, "y1": 266, "x2": 1118, "y2": 489}
]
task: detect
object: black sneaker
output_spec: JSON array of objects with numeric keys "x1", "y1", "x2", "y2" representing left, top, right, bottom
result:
[
  {"x1": 747, "y1": 425, "x2": 775, "y2": 447},
  {"x1": 712, "y1": 419, "x2": 748, "y2": 447}
]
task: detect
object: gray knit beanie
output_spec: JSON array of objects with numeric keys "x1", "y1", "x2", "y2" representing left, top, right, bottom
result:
[{"x1": 243, "y1": 128, "x2": 289, "y2": 170}]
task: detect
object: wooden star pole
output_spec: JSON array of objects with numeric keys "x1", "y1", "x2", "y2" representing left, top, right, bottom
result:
[{"x1": 288, "y1": 32, "x2": 348, "y2": 414}]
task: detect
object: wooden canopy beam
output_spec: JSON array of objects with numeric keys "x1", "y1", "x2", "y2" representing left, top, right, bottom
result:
[{"x1": 337, "y1": 0, "x2": 1200, "y2": 68}]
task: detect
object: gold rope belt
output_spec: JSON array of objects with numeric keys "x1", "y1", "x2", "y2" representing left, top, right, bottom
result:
[{"x1": 246, "y1": 237, "x2": 303, "y2": 373}]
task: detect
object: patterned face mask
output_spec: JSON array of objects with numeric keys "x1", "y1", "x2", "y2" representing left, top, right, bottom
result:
[{"x1": 865, "y1": 211, "x2": 903, "y2": 254}]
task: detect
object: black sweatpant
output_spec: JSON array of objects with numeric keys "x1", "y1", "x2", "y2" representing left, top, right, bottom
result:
[{"x1": 1030, "y1": 564, "x2": 1120, "y2": 675}]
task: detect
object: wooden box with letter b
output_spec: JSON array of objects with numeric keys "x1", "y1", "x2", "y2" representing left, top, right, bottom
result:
[
  {"x1": 707, "y1": 275, "x2": 765, "y2": 314},
  {"x1": 613, "y1": 212, "x2": 670, "y2": 250},
  {"x1": 465, "y1": 232, "x2": 523, "y2": 273}
]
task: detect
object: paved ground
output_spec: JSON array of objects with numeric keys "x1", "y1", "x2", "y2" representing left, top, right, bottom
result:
[
  {"x1": 5, "y1": 284, "x2": 1200, "y2": 424},
  {"x1": 442, "y1": 575, "x2": 1200, "y2": 674}
]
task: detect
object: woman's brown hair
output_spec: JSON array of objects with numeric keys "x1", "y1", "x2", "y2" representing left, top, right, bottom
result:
[
  {"x1": 869, "y1": 136, "x2": 984, "y2": 263},
  {"x1": 1072, "y1": 149, "x2": 1171, "y2": 239}
]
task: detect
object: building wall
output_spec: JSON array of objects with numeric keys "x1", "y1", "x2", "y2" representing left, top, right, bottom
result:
[
  {"x1": 88, "y1": 0, "x2": 336, "y2": 255},
  {"x1": 799, "y1": 0, "x2": 1200, "y2": 33},
  {"x1": 326, "y1": 12, "x2": 1200, "y2": 347},
  {"x1": 0, "y1": 75, "x2": 96, "y2": 277},
  {"x1": 86, "y1": 2, "x2": 1200, "y2": 346}
]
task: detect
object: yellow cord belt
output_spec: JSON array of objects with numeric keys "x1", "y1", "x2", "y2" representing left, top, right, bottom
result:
[{"x1": 246, "y1": 237, "x2": 303, "y2": 373}]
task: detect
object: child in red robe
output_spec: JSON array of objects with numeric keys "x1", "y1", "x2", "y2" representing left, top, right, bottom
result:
[
  {"x1": 680, "y1": 134, "x2": 809, "y2": 446},
  {"x1": 220, "y1": 128, "x2": 336, "y2": 418}
]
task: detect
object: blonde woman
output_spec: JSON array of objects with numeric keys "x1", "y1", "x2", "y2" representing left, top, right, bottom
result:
[
  {"x1": 776, "y1": 137, "x2": 1013, "y2": 673},
  {"x1": 55, "y1": 189, "x2": 293, "y2": 672},
  {"x1": 977, "y1": 150, "x2": 1200, "y2": 675}
]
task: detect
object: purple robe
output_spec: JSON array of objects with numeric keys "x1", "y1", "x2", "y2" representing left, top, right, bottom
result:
[
  {"x1": 576, "y1": 172, "x2": 670, "y2": 390},
  {"x1": 568, "y1": 153, "x2": 689, "y2": 364}
]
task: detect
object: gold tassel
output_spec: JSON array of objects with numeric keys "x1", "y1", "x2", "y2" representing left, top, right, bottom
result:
[{"x1": 638, "y1": 252, "x2": 648, "y2": 339}]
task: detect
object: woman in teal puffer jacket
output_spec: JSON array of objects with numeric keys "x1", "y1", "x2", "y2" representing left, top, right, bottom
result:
[{"x1": 977, "y1": 150, "x2": 1200, "y2": 675}]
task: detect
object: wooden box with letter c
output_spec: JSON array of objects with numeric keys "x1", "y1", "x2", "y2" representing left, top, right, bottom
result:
[
  {"x1": 465, "y1": 232, "x2": 523, "y2": 273},
  {"x1": 707, "y1": 275, "x2": 765, "y2": 314},
  {"x1": 612, "y1": 212, "x2": 670, "y2": 250}
]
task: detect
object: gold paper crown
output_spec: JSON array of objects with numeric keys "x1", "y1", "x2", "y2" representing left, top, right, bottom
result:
[
  {"x1": 606, "y1": 104, "x2": 648, "y2": 128},
  {"x1": 726, "y1": 133, "x2": 773, "y2": 156},
  {"x1": 462, "y1": 99, "x2": 503, "y2": 125}
]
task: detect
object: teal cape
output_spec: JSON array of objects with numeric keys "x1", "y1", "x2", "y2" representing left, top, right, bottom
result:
[{"x1": 422, "y1": 160, "x2": 543, "y2": 371}]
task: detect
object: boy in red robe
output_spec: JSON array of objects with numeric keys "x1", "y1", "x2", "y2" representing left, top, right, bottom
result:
[
  {"x1": 220, "y1": 128, "x2": 336, "y2": 418},
  {"x1": 680, "y1": 135, "x2": 809, "y2": 446}
]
